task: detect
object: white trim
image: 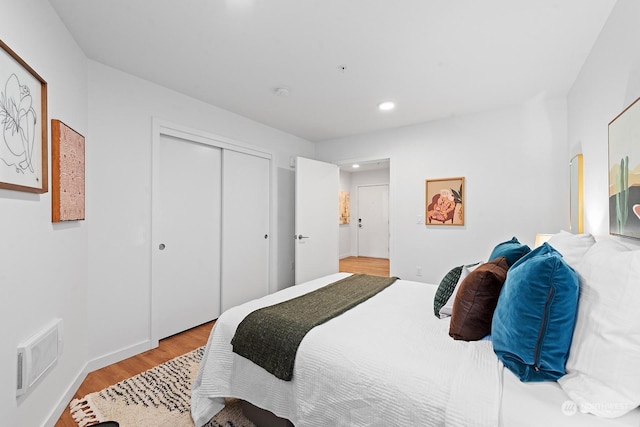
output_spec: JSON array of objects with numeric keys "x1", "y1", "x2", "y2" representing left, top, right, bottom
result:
[
  {"x1": 44, "y1": 366, "x2": 87, "y2": 427},
  {"x1": 44, "y1": 336, "x2": 148, "y2": 427},
  {"x1": 86, "y1": 339, "x2": 154, "y2": 373},
  {"x1": 153, "y1": 118, "x2": 272, "y2": 160}
]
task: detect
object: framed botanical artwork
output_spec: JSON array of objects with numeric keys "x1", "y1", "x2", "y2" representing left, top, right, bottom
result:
[
  {"x1": 339, "y1": 190, "x2": 350, "y2": 224},
  {"x1": 51, "y1": 120, "x2": 85, "y2": 222},
  {"x1": 609, "y1": 97, "x2": 640, "y2": 239},
  {"x1": 426, "y1": 177, "x2": 464, "y2": 226},
  {"x1": 0, "y1": 39, "x2": 48, "y2": 193}
]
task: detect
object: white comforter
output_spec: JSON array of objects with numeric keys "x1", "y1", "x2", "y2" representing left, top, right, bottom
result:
[{"x1": 191, "y1": 273, "x2": 503, "y2": 427}]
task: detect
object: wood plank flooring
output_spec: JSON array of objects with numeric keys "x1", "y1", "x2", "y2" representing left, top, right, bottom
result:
[
  {"x1": 54, "y1": 321, "x2": 215, "y2": 427},
  {"x1": 339, "y1": 256, "x2": 390, "y2": 277},
  {"x1": 55, "y1": 256, "x2": 388, "y2": 427}
]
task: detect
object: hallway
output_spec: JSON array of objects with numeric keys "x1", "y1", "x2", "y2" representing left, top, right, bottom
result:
[{"x1": 339, "y1": 256, "x2": 389, "y2": 277}]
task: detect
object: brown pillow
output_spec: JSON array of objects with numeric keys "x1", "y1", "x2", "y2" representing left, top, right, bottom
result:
[{"x1": 449, "y1": 257, "x2": 509, "y2": 341}]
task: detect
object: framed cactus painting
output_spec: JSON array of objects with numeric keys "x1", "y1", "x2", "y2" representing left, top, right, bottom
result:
[
  {"x1": 0, "y1": 39, "x2": 47, "y2": 193},
  {"x1": 609, "y1": 97, "x2": 640, "y2": 239}
]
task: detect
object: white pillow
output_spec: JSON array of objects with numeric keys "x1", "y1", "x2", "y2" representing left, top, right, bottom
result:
[
  {"x1": 546, "y1": 230, "x2": 596, "y2": 268},
  {"x1": 439, "y1": 262, "x2": 481, "y2": 318},
  {"x1": 558, "y1": 239, "x2": 640, "y2": 418}
]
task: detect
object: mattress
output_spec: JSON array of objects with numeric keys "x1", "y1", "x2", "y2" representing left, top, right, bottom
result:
[{"x1": 191, "y1": 272, "x2": 640, "y2": 427}]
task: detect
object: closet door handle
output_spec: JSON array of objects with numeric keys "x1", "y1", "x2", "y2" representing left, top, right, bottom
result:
[{"x1": 296, "y1": 234, "x2": 309, "y2": 240}]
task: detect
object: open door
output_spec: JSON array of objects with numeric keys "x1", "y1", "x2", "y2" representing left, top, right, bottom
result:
[{"x1": 295, "y1": 157, "x2": 339, "y2": 284}]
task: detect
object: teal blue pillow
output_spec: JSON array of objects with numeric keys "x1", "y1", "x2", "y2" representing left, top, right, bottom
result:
[
  {"x1": 488, "y1": 236, "x2": 531, "y2": 266},
  {"x1": 491, "y1": 243, "x2": 579, "y2": 382}
]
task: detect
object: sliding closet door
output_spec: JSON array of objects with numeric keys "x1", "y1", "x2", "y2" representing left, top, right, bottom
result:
[
  {"x1": 221, "y1": 150, "x2": 270, "y2": 312},
  {"x1": 154, "y1": 134, "x2": 222, "y2": 339}
]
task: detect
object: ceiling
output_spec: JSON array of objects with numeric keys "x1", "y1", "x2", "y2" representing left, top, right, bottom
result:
[
  {"x1": 339, "y1": 159, "x2": 390, "y2": 173},
  {"x1": 48, "y1": 0, "x2": 616, "y2": 142}
]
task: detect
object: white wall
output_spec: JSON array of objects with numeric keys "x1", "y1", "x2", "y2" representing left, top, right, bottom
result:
[
  {"x1": 86, "y1": 61, "x2": 315, "y2": 367},
  {"x1": 316, "y1": 98, "x2": 569, "y2": 284},
  {"x1": 0, "y1": 0, "x2": 89, "y2": 426},
  {"x1": 568, "y1": 0, "x2": 640, "y2": 250}
]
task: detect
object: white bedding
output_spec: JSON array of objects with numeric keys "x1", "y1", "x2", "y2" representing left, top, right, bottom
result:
[
  {"x1": 501, "y1": 367, "x2": 640, "y2": 426},
  {"x1": 192, "y1": 273, "x2": 502, "y2": 426},
  {"x1": 191, "y1": 272, "x2": 640, "y2": 426}
]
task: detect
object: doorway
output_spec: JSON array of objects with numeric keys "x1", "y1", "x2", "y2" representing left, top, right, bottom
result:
[
  {"x1": 339, "y1": 159, "x2": 390, "y2": 266},
  {"x1": 293, "y1": 157, "x2": 390, "y2": 282}
]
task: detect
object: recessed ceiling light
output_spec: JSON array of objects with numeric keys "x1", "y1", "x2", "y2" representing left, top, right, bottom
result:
[
  {"x1": 352, "y1": 164, "x2": 360, "y2": 168},
  {"x1": 378, "y1": 101, "x2": 395, "y2": 111}
]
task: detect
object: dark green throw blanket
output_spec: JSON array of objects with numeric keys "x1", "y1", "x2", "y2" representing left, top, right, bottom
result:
[{"x1": 231, "y1": 274, "x2": 399, "y2": 381}]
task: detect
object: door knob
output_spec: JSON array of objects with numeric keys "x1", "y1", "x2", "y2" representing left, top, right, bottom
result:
[{"x1": 159, "y1": 243, "x2": 166, "y2": 250}]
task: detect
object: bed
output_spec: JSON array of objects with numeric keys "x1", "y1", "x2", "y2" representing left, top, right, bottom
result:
[{"x1": 192, "y1": 233, "x2": 640, "y2": 427}]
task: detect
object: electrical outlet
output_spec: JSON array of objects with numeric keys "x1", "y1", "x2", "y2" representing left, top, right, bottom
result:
[
  {"x1": 416, "y1": 266, "x2": 422, "y2": 276},
  {"x1": 417, "y1": 215, "x2": 423, "y2": 224}
]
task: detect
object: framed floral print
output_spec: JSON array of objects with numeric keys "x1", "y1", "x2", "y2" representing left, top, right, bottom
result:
[{"x1": 426, "y1": 177, "x2": 465, "y2": 226}]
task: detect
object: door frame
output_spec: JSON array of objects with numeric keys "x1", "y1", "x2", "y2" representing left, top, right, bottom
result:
[
  {"x1": 150, "y1": 118, "x2": 275, "y2": 346},
  {"x1": 337, "y1": 156, "x2": 391, "y2": 262}
]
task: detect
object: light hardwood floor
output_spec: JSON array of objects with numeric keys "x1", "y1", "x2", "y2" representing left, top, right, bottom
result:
[
  {"x1": 55, "y1": 321, "x2": 215, "y2": 427},
  {"x1": 55, "y1": 256, "x2": 388, "y2": 426},
  {"x1": 339, "y1": 256, "x2": 390, "y2": 277}
]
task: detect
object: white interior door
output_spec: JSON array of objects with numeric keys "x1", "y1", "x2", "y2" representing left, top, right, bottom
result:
[
  {"x1": 357, "y1": 184, "x2": 389, "y2": 258},
  {"x1": 295, "y1": 157, "x2": 339, "y2": 284},
  {"x1": 154, "y1": 134, "x2": 221, "y2": 339},
  {"x1": 221, "y1": 150, "x2": 270, "y2": 311}
]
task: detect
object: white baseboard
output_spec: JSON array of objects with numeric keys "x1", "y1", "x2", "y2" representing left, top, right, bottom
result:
[
  {"x1": 44, "y1": 366, "x2": 87, "y2": 427},
  {"x1": 44, "y1": 339, "x2": 156, "y2": 426},
  {"x1": 86, "y1": 339, "x2": 155, "y2": 373}
]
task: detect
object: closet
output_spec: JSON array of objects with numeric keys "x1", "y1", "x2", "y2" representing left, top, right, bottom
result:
[{"x1": 151, "y1": 121, "x2": 271, "y2": 340}]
